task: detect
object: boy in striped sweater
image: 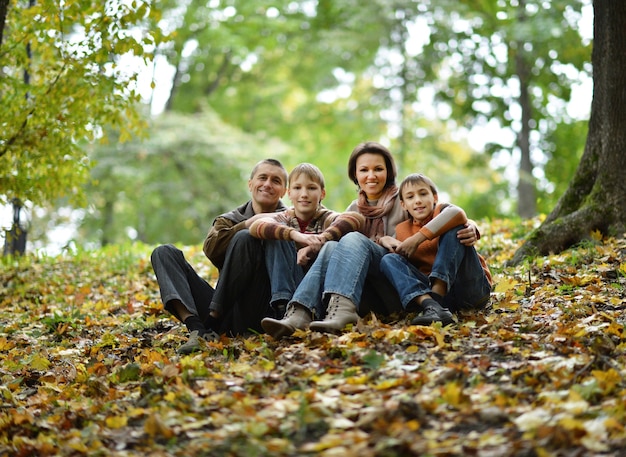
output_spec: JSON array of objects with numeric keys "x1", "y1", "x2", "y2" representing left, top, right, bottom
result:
[
  {"x1": 379, "y1": 173, "x2": 492, "y2": 325},
  {"x1": 249, "y1": 163, "x2": 364, "y2": 326}
]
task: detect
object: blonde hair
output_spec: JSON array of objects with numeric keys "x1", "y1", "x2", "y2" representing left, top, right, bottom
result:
[{"x1": 288, "y1": 163, "x2": 325, "y2": 189}]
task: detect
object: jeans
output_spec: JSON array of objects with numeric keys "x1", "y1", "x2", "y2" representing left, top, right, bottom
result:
[
  {"x1": 289, "y1": 231, "x2": 402, "y2": 318},
  {"x1": 380, "y1": 226, "x2": 491, "y2": 312},
  {"x1": 263, "y1": 239, "x2": 305, "y2": 304}
]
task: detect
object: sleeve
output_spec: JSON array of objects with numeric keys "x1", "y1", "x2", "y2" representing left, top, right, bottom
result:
[
  {"x1": 249, "y1": 215, "x2": 295, "y2": 241},
  {"x1": 203, "y1": 217, "x2": 247, "y2": 270},
  {"x1": 320, "y1": 211, "x2": 365, "y2": 241},
  {"x1": 419, "y1": 204, "x2": 468, "y2": 240}
]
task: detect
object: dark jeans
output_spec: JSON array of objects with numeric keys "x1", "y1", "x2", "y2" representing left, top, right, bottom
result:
[
  {"x1": 150, "y1": 243, "x2": 215, "y2": 326},
  {"x1": 151, "y1": 230, "x2": 273, "y2": 336}
]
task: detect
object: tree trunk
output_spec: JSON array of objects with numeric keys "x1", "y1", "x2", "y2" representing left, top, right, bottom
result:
[
  {"x1": 510, "y1": 0, "x2": 626, "y2": 265},
  {"x1": 516, "y1": 0, "x2": 537, "y2": 219},
  {"x1": 0, "y1": 0, "x2": 9, "y2": 48}
]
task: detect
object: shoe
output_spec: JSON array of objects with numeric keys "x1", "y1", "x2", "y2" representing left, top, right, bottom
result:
[
  {"x1": 262, "y1": 303, "x2": 312, "y2": 339},
  {"x1": 411, "y1": 299, "x2": 454, "y2": 326},
  {"x1": 272, "y1": 300, "x2": 288, "y2": 319},
  {"x1": 309, "y1": 294, "x2": 358, "y2": 334},
  {"x1": 177, "y1": 329, "x2": 219, "y2": 355}
]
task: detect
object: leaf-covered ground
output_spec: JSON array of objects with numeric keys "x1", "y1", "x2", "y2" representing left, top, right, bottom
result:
[{"x1": 1, "y1": 219, "x2": 625, "y2": 456}]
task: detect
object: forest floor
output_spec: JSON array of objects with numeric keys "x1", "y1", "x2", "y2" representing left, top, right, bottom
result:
[{"x1": 1, "y1": 218, "x2": 625, "y2": 457}]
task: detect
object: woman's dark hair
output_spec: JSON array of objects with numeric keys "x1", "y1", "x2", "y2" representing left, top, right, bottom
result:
[{"x1": 347, "y1": 141, "x2": 397, "y2": 188}]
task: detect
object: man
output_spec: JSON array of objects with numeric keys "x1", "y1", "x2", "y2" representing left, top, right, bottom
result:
[{"x1": 151, "y1": 158, "x2": 288, "y2": 354}]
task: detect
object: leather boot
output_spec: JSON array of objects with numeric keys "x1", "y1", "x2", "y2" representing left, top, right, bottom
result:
[
  {"x1": 261, "y1": 302, "x2": 312, "y2": 339},
  {"x1": 309, "y1": 294, "x2": 358, "y2": 334}
]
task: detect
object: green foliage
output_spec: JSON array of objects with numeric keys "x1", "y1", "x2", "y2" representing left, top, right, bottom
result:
[
  {"x1": 78, "y1": 108, "x2": 295, "y2": 247},
  {"x1": 417, "y1": 0, "x2": 591, "y2": 216},
  {"x1": 0, "y1": 0, "x2": 167, "y2": 207}
]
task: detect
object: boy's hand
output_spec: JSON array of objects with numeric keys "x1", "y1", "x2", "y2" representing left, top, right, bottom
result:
[
  {"x1": 378, "y1": 235, "x2": 401, "y2": 253},
  {"x1": 457, "y1": 223, "x2": 478, "y2": 246},
  {"x1": 297, "y1": 245, "x2": 317, "y2": 266},
  {"x1": 395, "y1": 232, "x2": 426, "y2": 257}
]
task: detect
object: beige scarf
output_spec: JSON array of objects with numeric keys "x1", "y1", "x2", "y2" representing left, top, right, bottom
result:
[{"x1": 356, "y1": 185, "x2": 399, "y2": 241}]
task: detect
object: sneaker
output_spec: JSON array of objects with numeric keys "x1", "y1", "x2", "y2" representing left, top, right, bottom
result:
[
  {"x1": 411, "y1": 301, "x2": 454, "y2": 326},
  {"x1": 177, "y1": 329, "x2": 219, "y2": 355}
]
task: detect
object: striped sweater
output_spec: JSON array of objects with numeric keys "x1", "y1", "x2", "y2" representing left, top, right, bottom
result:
[{"x1": 249, "y1": 206, "x2": 364, "y2": 242}]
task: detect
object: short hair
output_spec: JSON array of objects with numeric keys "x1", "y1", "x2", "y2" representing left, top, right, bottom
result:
[
  {"x1": 250, "y1": 158, "x2": 288, "y2": 185},
  {"x1": 399, "y1": 173, "x2": 438, "y2": 201},
  {"x1": 288, "y1": 163, "x2": 325, "y2": 189},
  {"x1": 347, "y1": 141, "x2": 397, "y2": 188}
]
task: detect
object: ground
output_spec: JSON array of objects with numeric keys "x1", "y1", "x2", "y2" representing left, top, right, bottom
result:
[{"x1": 0, "y1": 218, "x2": 625, "y2": 456}]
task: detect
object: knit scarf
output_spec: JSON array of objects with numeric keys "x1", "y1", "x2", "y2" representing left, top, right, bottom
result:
[{"x1": 356, "y1": 185, "x2": 399, "y2": 240}]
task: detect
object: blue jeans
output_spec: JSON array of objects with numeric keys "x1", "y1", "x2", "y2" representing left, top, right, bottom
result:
[
  {"x1": 380, "y1": 226, "x2": 491, "y2": 312},
  {"x1": 289, "y1": 232, "x2": 402, "y2": 318},
  {"x1": 263, "y1": 239, "x2": 305, "y2": 305}
]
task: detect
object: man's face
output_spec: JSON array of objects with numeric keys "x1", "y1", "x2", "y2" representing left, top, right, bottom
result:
[{"x1": 248, "y1": 163, "x2": 287, "y2": 210}]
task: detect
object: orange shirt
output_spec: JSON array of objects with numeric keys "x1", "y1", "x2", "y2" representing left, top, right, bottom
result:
[{"x1": 394, "y1": 203, "x2": 492, "y2": 285}]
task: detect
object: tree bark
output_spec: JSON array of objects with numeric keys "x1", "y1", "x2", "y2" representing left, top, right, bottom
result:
[
  {"x1": 515, "y1": 0, "x2": 537, "y2": 219},
  {"x1": 510, "y1": 0, "x2": 626, "y2": 265},
  {"x1": 0, "y1": 0, "x2": 9, "y2": 48}
]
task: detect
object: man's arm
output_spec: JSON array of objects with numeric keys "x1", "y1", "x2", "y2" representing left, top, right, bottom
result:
[{"x1": 203, "y1": 217, "x2": 247, "y2": 270}]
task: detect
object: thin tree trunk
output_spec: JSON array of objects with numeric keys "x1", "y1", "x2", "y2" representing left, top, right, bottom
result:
[
  {"x1": 0, "y1": 0, "x2": 9, "y2": 47},
  {"x1": 516, "y1": 0, "x2": 536, "y2": 219}
]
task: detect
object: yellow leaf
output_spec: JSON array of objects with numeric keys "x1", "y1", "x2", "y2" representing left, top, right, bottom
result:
[
  {"x1": 406, "y1": 345, "x2": 419, "y2": 353},
  {"x1": 106, "y1": 415, "x2": 128, "y2": 429},
  {"x1": 346, "y1": 375, "x2": 368, "y2": 385},
  {"x1": 29, "y1": 354, "x2": 50, "y2": 371},
  {"x1": 442, "y1": 381, "x2": 466, "y2": 407},
  {"x1": 144, "y1": 413, "x2": 174, "y2": 438},
  {"x1": 558, "y1": 416, "x2": 584, "y2": 431},
  {"x1": 0, "y1": 337, "x2": 14, "y2": 351},
  {"x1": 494, "y1": 278, "x2": 518, "y2": 293},
  {"x1": 592, "y1": 368, "x2": 621, "y2": 393},
  {"x1": 590, "y1": 229, "x2": 603, "y2": 241},
  {"x1": 375, "y1": 378, "x2": 402, "y2": 390}
]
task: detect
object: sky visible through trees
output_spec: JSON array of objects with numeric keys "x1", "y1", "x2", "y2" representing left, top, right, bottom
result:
[{"x1": 0, "y1": 1, "x2": 595, "y2": 254}]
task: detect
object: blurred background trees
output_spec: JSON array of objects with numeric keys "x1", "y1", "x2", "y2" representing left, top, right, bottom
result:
[{"x1": 1, "y1": 0, "x2": 592, "y2": 252}]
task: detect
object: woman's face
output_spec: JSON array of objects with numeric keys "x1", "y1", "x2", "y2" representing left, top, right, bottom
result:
[{"x1": 355, "y1": 152, "x2": 387, "y2": 200}]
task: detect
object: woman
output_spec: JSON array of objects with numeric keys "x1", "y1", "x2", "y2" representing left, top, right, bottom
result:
[{"x1": 261, "y1": 142, "x2": 478, "y2": 339}]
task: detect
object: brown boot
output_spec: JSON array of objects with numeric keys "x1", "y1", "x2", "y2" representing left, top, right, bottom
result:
[
  {"x1": 309, "y1": 294, "x2": 358, "y2": 334},
  {"x1": 261, "y1": 302, "x2": 312, "y2": 339}
]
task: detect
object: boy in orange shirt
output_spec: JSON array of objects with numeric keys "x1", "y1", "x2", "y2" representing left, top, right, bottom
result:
[{"x1": 380, "y1": 173, "x2": 492, "y2": 325}]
